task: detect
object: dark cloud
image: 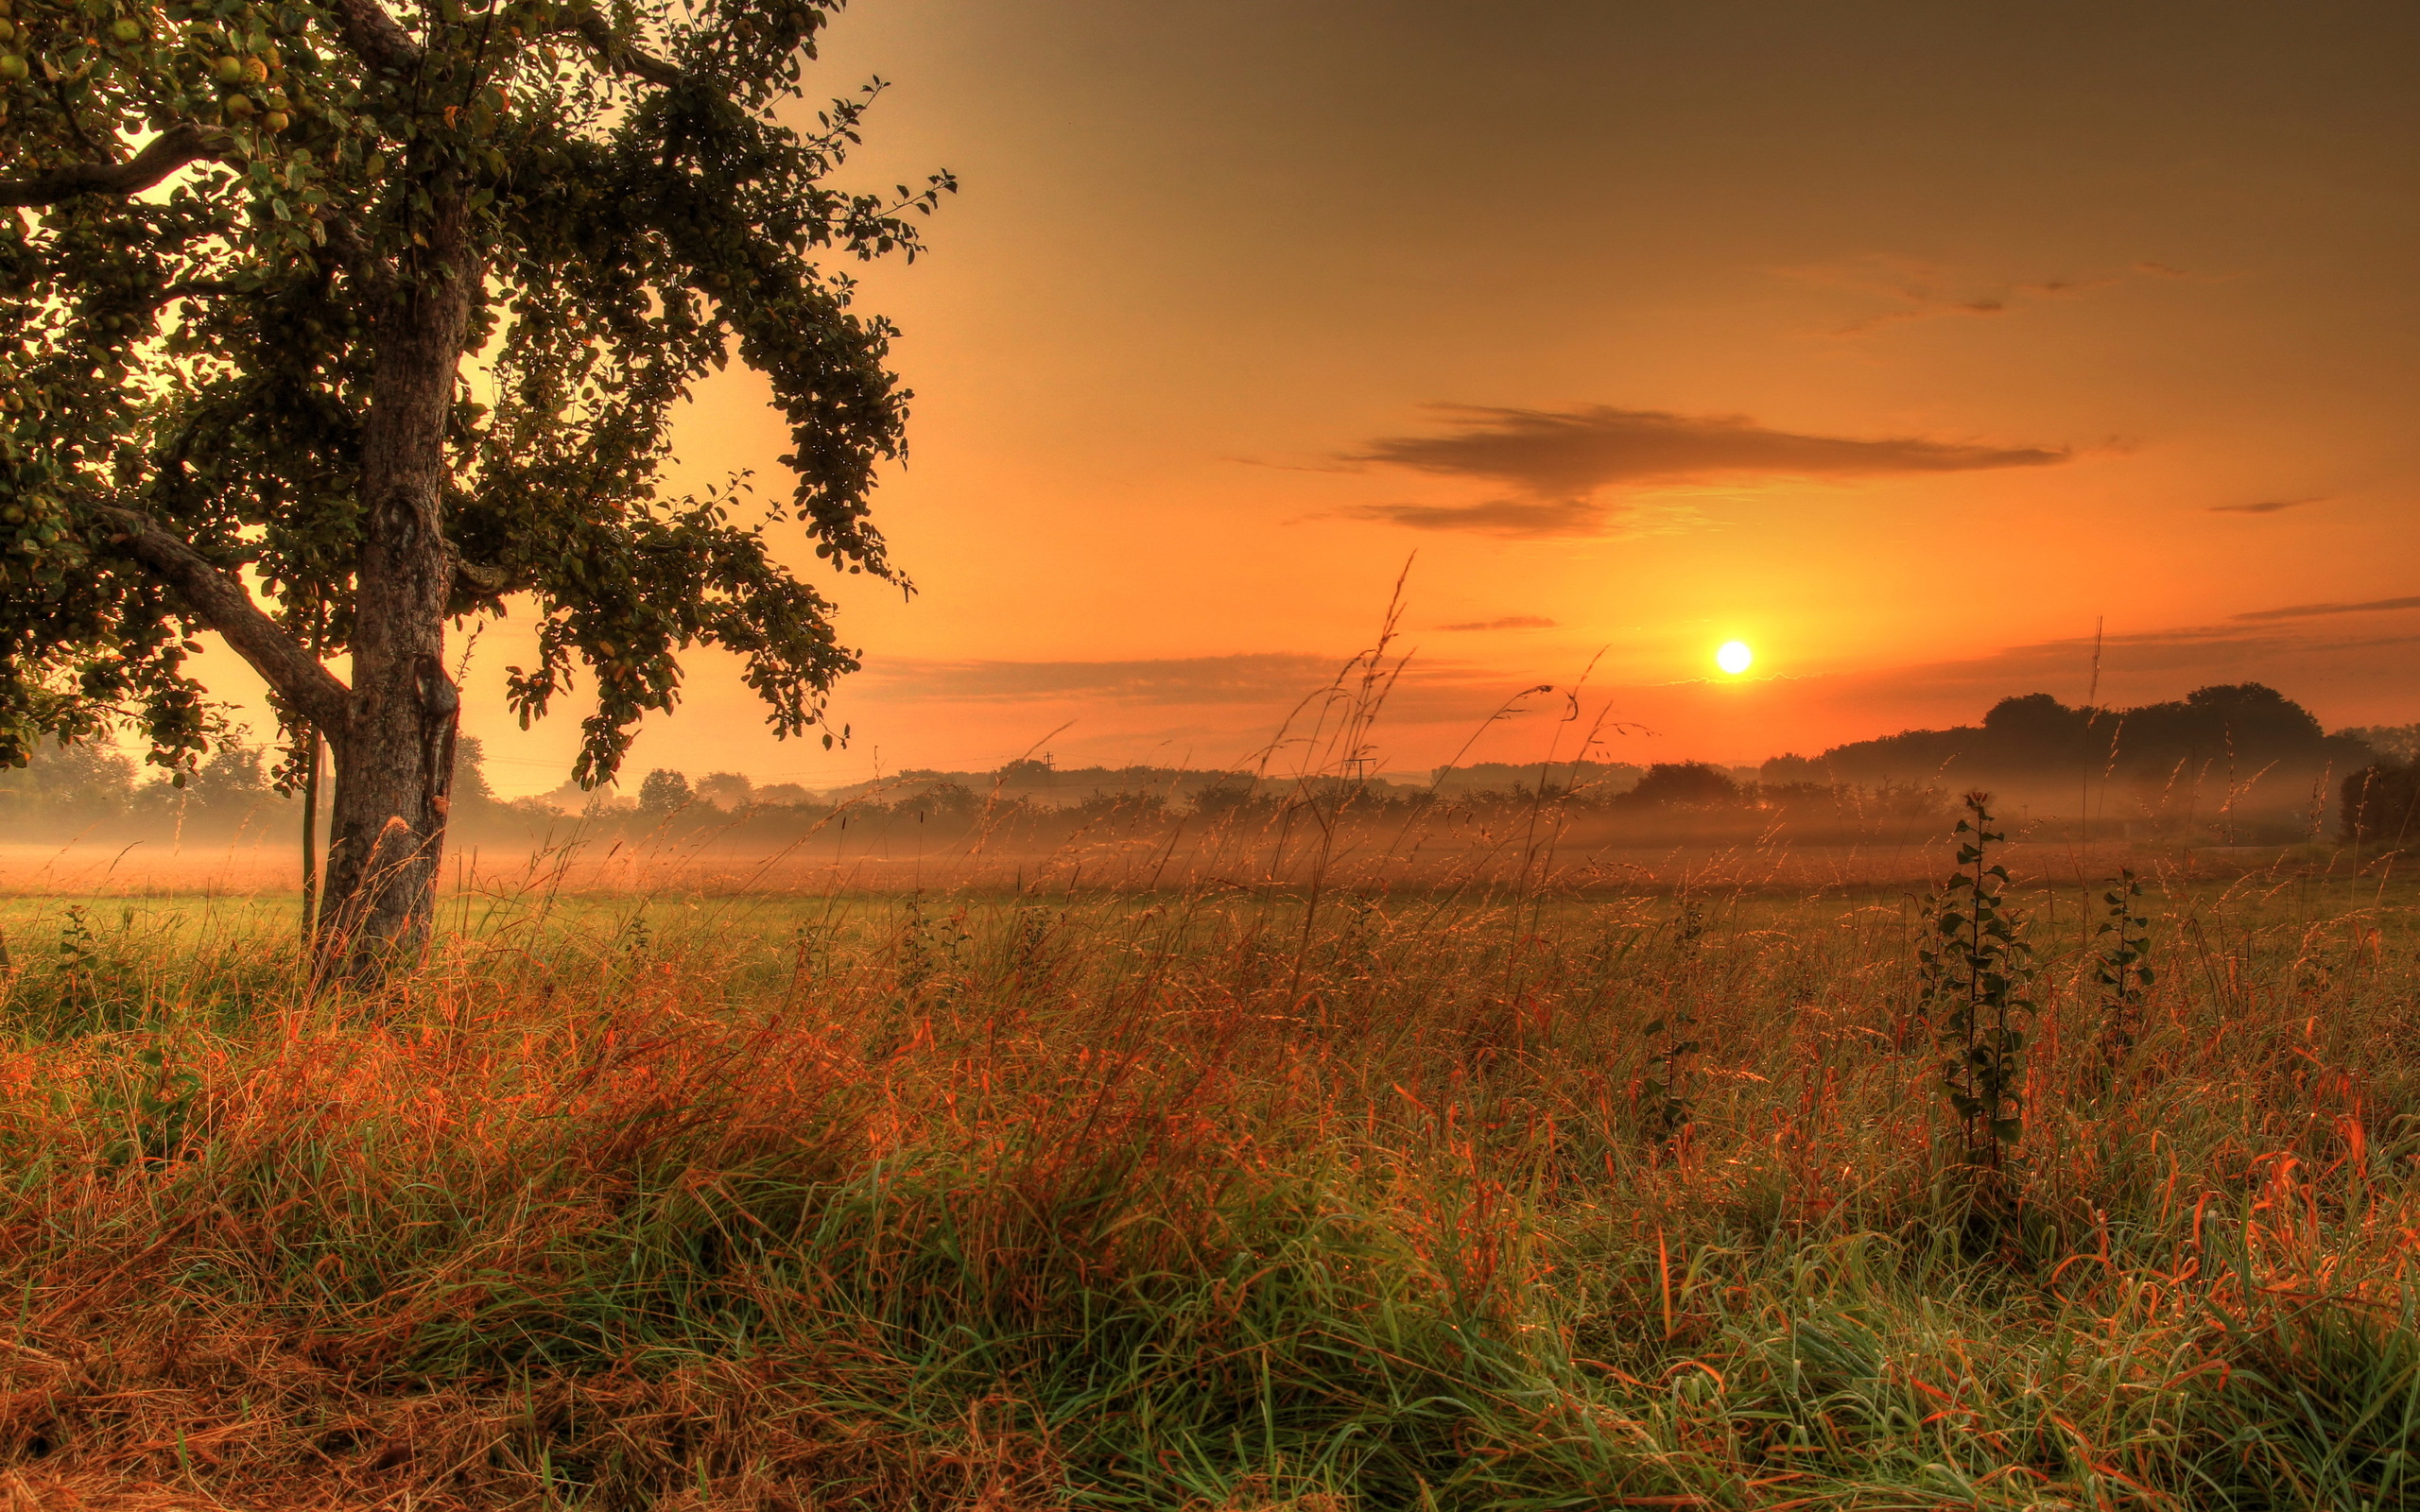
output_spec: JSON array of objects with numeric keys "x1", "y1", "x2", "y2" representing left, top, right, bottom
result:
[
  {"x1": 2232, "y1": 594, "x2": 2420, "y2": 623},
  {"x1": 1339, "y1": 497, "x2": 1611, "y2": 537},
  {"x1": 1344, "y1": 406, "x2": 2064, "y2": 535},
  {"x1": 2209, "y1": 497, "x2": 2325, "y2": 515},
  {"x1": 1435, "y1": 614, "x2": 1560, "y2": 631}
]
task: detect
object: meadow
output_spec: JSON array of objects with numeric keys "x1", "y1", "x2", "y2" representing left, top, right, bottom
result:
[{"x1": 0, "y1": 824, "x2": 2413, "y2": 1510}]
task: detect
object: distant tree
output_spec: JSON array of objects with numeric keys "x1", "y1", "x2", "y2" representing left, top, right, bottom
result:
[
  {"x1": 1190, "y1": 776, "x2": 1262, "y2": 819},
  {"x1": 0, "y1": 735, "x2": 135, "y2": 822},
  {"x1": 636, "y1": 768, "x2": 691, "y2": 816},
  {"x1": 2165, "y1": 683, "x2": 2325, "y2": 755},
  {"x1": 1758, "y1": 752, "x2": 1824, "y2": 784},
  {"x1": 2339, "y1": 724, "x2": 2420, "y2": 765},
  {"x1": 754, "y1": 782, "x2": 815, "y2": 807},
  {"x1": 694, "y1": 771, "x2": 754, "y2": 810},
  {"x1": 183, "y1": 742, "x2": 271, "y2": 821},
  {"x1": 1618, "y1": 762, "x2": 1743, "y2": 809},
  {"x1": 908, "y1": 781, "x2": 980, "y2": 823},
  {"x1": 450, "y1": 732, "x2": 488, "y2": 802},
  {"x1": 0, "y1": 0, "x2": 950, "y2": 973},
  {"x1": 1801, "y1": 684, "x2": 2361, "y2": 789},
  {"x1": 1980, "y1": 693, "x2": 2094, "y2": 765},
  {"x1": 2342, "y1": 764, "x2": 2420, "y2": 849}
]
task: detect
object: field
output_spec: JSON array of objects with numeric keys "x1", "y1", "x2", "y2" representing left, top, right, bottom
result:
[{"x1": 0, "y1": 831, "x2": 2413, "y2": 1509}]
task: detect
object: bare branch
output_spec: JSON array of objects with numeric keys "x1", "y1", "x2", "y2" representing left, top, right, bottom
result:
[
  {"x1": 325, "y1": 0, "x2": 422, "y2": 74},
  {"x1": 0, "y1": 124, "x2": 223, "y2": 208},
  {"x1": 90, "y1": 503, "x2": 354, "y2": 735},
  {"x1": 565, "y1": 5, "x2": 683, "y2": 87}
]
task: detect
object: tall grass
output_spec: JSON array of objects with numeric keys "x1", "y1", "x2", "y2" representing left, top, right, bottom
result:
[{"x1": 0, "y1": 854, "x2": 2411, "y2": 1508}]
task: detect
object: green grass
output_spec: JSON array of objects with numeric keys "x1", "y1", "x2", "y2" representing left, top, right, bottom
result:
[{"x1": 0, "y1": 857, "x2": 2412, "y2": 1508}]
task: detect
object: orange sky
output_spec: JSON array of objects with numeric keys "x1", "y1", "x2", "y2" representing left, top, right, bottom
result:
[{"x1": 199, "y1": 1, "x2": 2420, "y2": 794}]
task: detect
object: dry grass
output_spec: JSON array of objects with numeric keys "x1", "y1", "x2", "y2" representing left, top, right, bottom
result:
[{"x1": 0, "y1": 840, "x2": 2411, "y2": 1509}]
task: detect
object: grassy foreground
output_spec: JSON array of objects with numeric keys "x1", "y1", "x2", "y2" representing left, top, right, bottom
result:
[{"x1": 0, "y1": 866, "x2": 2413, "y2": 1510}]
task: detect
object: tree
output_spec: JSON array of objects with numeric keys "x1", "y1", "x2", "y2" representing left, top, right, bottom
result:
[
  {"x1": 2342, "y1": 763, "x2": 2420, "y2": 849},
  {"x1": 450, "y1": 730, "x2": 493, "y2": 805},
  {"x1": 2339, "y1": 724, "x2": 2420, "y2": 765},
  {"x1": 1618, "y1": 761, "x2": 1743, "y2": 809},
  {"x1": 635, "y1": 766, "x2": 689, "y2": 815},
  {"x1": 0, "y1": 0, "x2": 950, "y2": 975},
  {"x1": 0, "y1": 734, "x2": 136, "y2": 822},
  {"x1": 182, "y1": 738, "x2": 271, "y2": 823}
]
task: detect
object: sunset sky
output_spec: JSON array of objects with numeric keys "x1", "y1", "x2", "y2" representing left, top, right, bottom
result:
[{"x1": 205, "y1": 1, "x2": 2420, "y2": 794}]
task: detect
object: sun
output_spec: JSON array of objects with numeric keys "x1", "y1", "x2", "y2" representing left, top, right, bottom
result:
[{"x1": 1716, "y1": 641, "x2": 1754, "y2": 676}]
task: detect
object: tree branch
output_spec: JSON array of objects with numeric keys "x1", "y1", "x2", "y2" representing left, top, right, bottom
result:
[
  {"x1": 0, "y1": 124, "x2": 223, "y2": 208},
  {"x1": 325, "y1": 0, "x2": 421, "y2": 75},
  {"x1": 318, "y1": 211, "x2": 399, "y2": 303},
  {"x1": 146, "y1": 278, "x2": 255, "y2": 309},
  {"x1": 90, "y1": 504, "x2": 354, "y2": 735},
  {"x1": 565, "y1": 6, "x2": 683, "y2": 87}
]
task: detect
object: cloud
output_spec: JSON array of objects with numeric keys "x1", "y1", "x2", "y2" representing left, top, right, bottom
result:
[
  {"x1": 1337, "y1": 404, "x2": 2066, "y2": 536},
  {"x1": 1774, "y1": 254, "x2": 2140, "y2": 335},
  {"x1": 1435, "y1": 614, "x2": 1560, "y2": 631},
  {"x1": 2209, "y1": 496, "x2": 2325, "y2": 515},
  {"x1": 2231, "y1": 594, "x2": 2420, "y2": 623},
  {"x1": 1340, "y1": 497, "x2": 1611, "y2": 537}
]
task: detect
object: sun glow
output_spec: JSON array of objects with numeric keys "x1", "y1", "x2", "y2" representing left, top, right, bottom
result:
[{"x1": 1715, "y1": 641, "x2": 1754, "y2": 676}]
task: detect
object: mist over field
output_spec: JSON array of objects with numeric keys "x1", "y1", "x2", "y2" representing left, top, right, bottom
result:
[{"x1": 7, "y1": 679, "x2": 2410, "y2": 901}]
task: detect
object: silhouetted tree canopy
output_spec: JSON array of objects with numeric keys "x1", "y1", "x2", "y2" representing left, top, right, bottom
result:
[
  {"x1": 1617, "y1": 761, "x2": 1744, "y2": 809},
  {"x1": 1763, "y1": 684, "x2": 2367, "y2": 788}
]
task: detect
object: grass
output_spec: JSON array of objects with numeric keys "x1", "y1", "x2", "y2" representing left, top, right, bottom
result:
[{"x1": 0, "y1": 850, "x2": 2413, "y2": 1509}]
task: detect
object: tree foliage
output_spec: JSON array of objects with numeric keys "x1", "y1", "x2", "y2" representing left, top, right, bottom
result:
[{"x1": 0, "y1": 0, "x2": 950, "y2": 785}]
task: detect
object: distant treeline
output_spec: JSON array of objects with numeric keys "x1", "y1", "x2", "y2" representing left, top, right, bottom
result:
[
  {"x1": 547, "y1": 757, "x2": 1962, "y2": 848},
  {"x1": 0, "y1": 738, "x2": 1927, "y2": 846},
  {"x1": 5, "y1": 682, "x2": 2413, "y2": 850},
  {"x1": 0, "y1": 733, "x2": 507, "y2": 841},
  {"x1": 1763, "y1": 684, "x2": 2387, "y2": 792},
  {"x1": 523, "y1": 756, "x2": 1727, "y2": 818}
]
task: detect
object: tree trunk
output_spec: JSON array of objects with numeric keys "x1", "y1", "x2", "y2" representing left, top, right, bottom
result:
[{"x1": 314, "y1": 182, "x2": 475, "y2": 981}]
